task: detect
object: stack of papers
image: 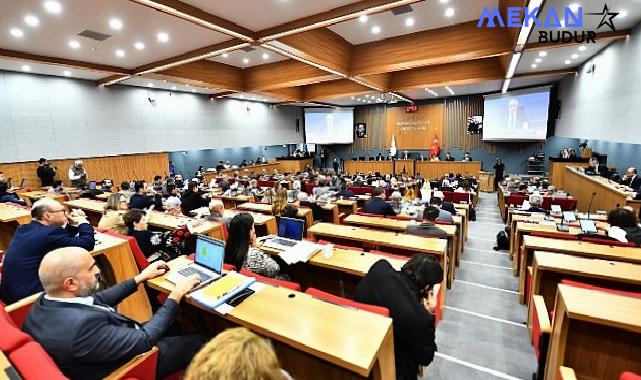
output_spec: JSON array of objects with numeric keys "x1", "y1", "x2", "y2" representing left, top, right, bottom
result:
[
  {"x1": 191, "y1": 272, "x2": 255, "y2": 311},
  {"x1": 278, "y1": 241, "x2": 322, "y2": 265}
]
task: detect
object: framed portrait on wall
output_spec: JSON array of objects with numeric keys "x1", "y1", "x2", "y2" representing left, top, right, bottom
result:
[
  {"x1": 467, "y1": 116, "x2": 483, "y2": 135},
  {"x1": 355, "y1": 123, "x2": 367, "y2": 138}
]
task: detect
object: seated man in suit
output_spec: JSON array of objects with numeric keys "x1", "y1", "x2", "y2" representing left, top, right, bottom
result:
[
  {"x1": 23, "y1": 247, "x2": 205, "y2": 380},
  {"x1": 129, "y1": 182, "x2": 163, "y2": 211},
  {"x1": 335, "y1": 183, "x2": 355, "y2": 198},
  {"x1": 406, "y1": 206, "x2": 448, "y2": 239},
  {"x1": 362, "y1": 187, "x2": 396, "y2": 216},
  {"x1": 621, "y1": 167, "x2": 641, "y2": 190},
  {"x1": 355, "y1": 254, "x2": 443, "y2": 380},
  {"x1": 0, "y1": 198, "x2": 95, "y2": 303},
  {"x1": 429, "y1": 197, "x2": 455, "y2": 223},
  {"x1": 523, "y1": 194, "x2": 547, "y2": 213}
]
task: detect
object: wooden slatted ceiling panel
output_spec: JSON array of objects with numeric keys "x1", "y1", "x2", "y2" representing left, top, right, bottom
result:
[{"x1": 0, "y1": 153, "x2": 169, "y2": 190}]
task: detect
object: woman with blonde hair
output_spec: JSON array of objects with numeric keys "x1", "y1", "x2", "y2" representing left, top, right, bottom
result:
[
  {"x1": 185, "y1": 327, "x2": 290, "y2": 380},
  {"x1": 271, "y1": 187, "x2": 288, "y2": 216},
  {"x1": 403, "y1": 187, "x2": 415, "y2": 203},
  {"x1": 97, "y1": 193, "x2": 128, "y2": 234}
]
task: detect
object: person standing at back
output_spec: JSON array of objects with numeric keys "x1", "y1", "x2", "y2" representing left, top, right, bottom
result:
[
  {"x1": 355, "y1": 254, "x2": 443, "y2": 380},
  {"x1": 68, "y1": 160, "x2": 88, "y2": 188},
  {"x1": 37, "y1": 158, "x2": 57, "y2": 187},
  {"x1": 493, "y1": 158, "x2": 505, "y2": 190}
]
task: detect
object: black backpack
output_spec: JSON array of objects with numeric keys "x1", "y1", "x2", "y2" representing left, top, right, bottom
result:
[{"x1": 495, "y1": 230, "x2": 509, "y2": 251}]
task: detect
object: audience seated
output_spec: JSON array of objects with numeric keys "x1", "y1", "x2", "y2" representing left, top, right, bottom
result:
[
  {"x1": 336, "y1": 183, "x2": 355, "y2": 198},
  {"x1": 362, "y1": 187, "x2": 396, "y2": 217},
  {"x1": 271, "y1": 187, "x2": 288, "y2": 216},
  {"x1": 181, "y1": 181, "x2": 210, "y2": 215},
  {"x1": 47, "y1": 180, "x2": 65, "y2": 194},
  {"x1": 118, "y1": 181, "x2": 135, "y2": 200},
  {"x1": 0, "y1": 180, "x2": 27, "y2": 206},
  {"x1": 406, "y1": 206, "x2": 448, "y2": 239},
  {"x1": 1, "y1": 199, "x2": 95, "y2": 304},
  {"x1": 390, "y1": 191, "x2": 403, "y2": 214},
  {"x1": 123, "y1": 209, "x2": 169, "y2": 262},
  {"x1": 429, "y1": 197, "x2": 454, "y2": 224},
  {"x1": 355, "y1": 254, "x2": 443, "y2": 380},
  {"x1": 23, "y1": 247, "x2": 205, "y2": 380},
  {"x1": 97, "y1": 193, "x2": 128, "y2": 235},
  {"x1": 224, "y1": 214, "x2": 281, "y2": 278},
  {"x1": 607, "y1": 207, "x2": 641, "y2": 245},
  {"x1": 524, "y1": 194, "x2": 547, "y2": 213},
  {"x1": 206, "y1": 200, "x2": 232, "y2": 227},
  {"x1": 165, "y1": 196, "x2": 184, "y2": 217},
  {"x1": 185, "y1": 327, "x2": 292, "y2": 380},
  {"x1": 129, "y1": 182, "x2": 162, "y2": 210}
]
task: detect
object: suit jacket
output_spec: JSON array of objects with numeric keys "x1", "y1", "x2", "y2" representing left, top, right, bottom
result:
[
  {"x1": 355, "y1": 261, "x2": 436, "y2": 380},
  {"x1": 180, "y1": 190, "x2": 210, "y2": 215},
  {"x1": 362, "y1": 197, "x2": 396, "y2": 217},
  {"x1": 625, "y1": 175, "x2": 641, "y2": 191},
  {"x1": 1, "y1": 221, "x2": 95, "y2": 303},
  {"x1": 406, "y1": 222, "x2": 448, "y2": 239},
  {"x1": 441, "y1": 202, "x2": 457, "y2": 216},
  {"x1": 23, "y1": 279, "x2": 179, "y2": 380}
]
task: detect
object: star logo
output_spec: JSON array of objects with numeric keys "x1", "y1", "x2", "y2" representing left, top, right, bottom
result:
[{"x1": 586, "y1": 4, "x2": 619, "y2": 32}]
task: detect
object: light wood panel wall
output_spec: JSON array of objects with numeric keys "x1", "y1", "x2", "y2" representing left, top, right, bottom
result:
[
  {"x1": 349, "y1": 105, "x2": 387, "y2": 153},
  {"x1": 415, "y1": 161, "x2": 482, "y2": 179},
  {"x1": 344, "y1": 161, "x2": 393, "y2": 175},
  {"x1": 385, "y1": 103, "x2": 444, "y2": 151},
  {"x1": 0, "y1": 153, "x2": 169, "y2": 189}
]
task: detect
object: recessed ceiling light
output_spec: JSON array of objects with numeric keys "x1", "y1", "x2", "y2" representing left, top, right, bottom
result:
[
  {"x1": 63, "y1": 70, "x2": 71, "y2": 76},
  {"x1": 239, "y1": 95, "x2": 244, "y2": 99},
  {"x1": 186, "y1": 84, "x2": 190, "y2": 87},
  {"x1": 405, "y1": 17, "x2": 415, "y2": 27},
  {"x1": 571, "y1": 53, "x2": 578, "y2": 59},
  {"x1": 109, "y1": 18, "x2": 123, "y2": 30},
  {"x1": 157, "y1": 32, "x2": 169, "y2": 43},
  {"x1": 535, "y1": 58, "x2": 542, "y2": 63},
  {"x1": 358, "y1": 15, "x2": 368, "y2": 23},
  {"x1": 43, "y1": 1, "x2": 62, "y2": 14},
  {"x1": 538, "y1": 50, "x2": 547, "y2": 57},
  {"x1": 115, "y1": 49, "x2": 125, "y2": 57},
  {"x1": 191, "y1": 89, "x2": 196, "y2": 93},
  {"x1": 222, "y1": 53, "x2": 229, "y2": 58},
  {"x1": 21, "y1": 65, "x2": 31, "y2": 72},
  {"x1": 171, "y1": 86, "x2": 176, "y2": 90},
  {"x1": 350, "y1": 96, "x2": 355, "y2": 100},
  {"x1": 439, "y1": 0, "x2": 449, "y2": 3},
  {"x1": 147, "y1": 83, "x2": 154, "y2": 88},
  {"x1": 568, "y1": 3, "x2": 580, "y2": 13},
  {"x1": 10, "y1": 28, "x2": 24, "y2": 38},
  {"x1": 356, "y1": 98, "x2": 361, "y2": 102},
  {"x1": 619, "y1": 10, "x2": 628, "y2": 18},
  {"x1": 24, "y1": 15, "x2": 40, "y2": 27},
  {"x1": 371, "y1": 25, "x2": 381, "y2": 34},
  {"x1": 445, "y1": 7, "x2": 455, "y2": 17},
  {"x1": 578, "y1": 46, "x2": 586, "y2": 52},
  {"x1": 365, "y1": 94, "x2": 369, "y2": 98},
  {"x1": 445, "y1": 86, "x2": 454, "y2": 95},
  {"x1": 242, "y1": 58, "x2": 249, "y2": 64},
  {"x1": 68, "y1": 40, "x2": 80, "y2": 49},
  {"x1": 134, "y1": 42, "x2": 145, "y2": 50},
  {"x1": 262, "y1": 53, "x2": 269, "y2": 60},
  {"x1": 531, "y1": 64, "x2": 537, "y2": 68},
  {"x1": 564, "y1": 59, "x2": 572, "y2": 65}
]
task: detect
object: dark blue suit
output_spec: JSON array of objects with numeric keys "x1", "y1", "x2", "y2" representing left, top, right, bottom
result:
[
  {"x1": 1, "y1": 221, "x2": 95, "y2": 303},
  {"x1": 362, "y1": 197, "x2": 396, "y2": 216},
  {"x1": 23, "y1": 279, "x2": 202, "y2": 380}
]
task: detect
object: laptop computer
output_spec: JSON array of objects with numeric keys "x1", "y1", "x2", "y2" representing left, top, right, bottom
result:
[
  {"x1": 550, "y1": 205, "x2": 562, "y2": 214},
  {"x1": 88, "y1": 180, "x2": 97, "y2": 191},
  {"x1": 262, "y1": 217, "x2": 305, "y2": 250},
  {"x1": 579, "y1": 219, "x2": 598, "y2": 234},
  {"x1": 166, "y1": 235, "x2": 224, "y2": 284},
  {"x1": 562, "y1": 211, "x2": 576, "y2": 223}
]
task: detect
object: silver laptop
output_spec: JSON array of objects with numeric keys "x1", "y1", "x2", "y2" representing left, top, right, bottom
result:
[{"x1": 166, "y1": 235, "x2": 224, "y2": 284}]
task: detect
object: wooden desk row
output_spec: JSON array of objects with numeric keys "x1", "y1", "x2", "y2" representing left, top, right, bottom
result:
[
  {"x1": 0, "y1": 203, "x2": 31, "y2": 250},
  {"x1": 148, "y1": 255, "x2": 396, "y2": 380}
]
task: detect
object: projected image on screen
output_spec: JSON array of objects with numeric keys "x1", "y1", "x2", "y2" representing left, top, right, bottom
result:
[
  {"x1": 483, "y1": 88, "x2": 550, "y2": 141},
  {"x1": 304, "y1": 108, "x2": 354, "y2": 144}
]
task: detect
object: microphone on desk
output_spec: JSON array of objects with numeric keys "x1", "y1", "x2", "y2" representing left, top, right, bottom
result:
[{"x1": 587, "y1": 191, "x2": 597, "y2": 219}]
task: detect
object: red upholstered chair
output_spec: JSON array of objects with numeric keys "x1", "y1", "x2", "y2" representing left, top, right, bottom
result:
[
  {"x1": 305, "y1": 288, "x2": 389, "y2": 317},
  {"x1": 387, "y1": 215, "x2": 413, "y2": 220},
  {"x1": 530, "y1": 231, "x2": 578, "y2": 241},
  {"x1": 303, "y1": 182, "x2": 315, "y2": 195},
  {"x1": 239, "y1": 269, "x2": 301, "y2": 291},
  {"x1": 102, "y1": 231, "x2": 150, "y2": 271},
  {"x1": 580, "y1": 236, "x2": 637, "y2": 247},
  {"x1": 4, "y1": 292, "x2": 40, "y2": 329},
  {"x1": 507, "y1": 194, "x2": 528, "y2": 207},
  {"x1": 620, "y1": 372, "x2": 641, "y2": 380},
  {"x1": 8, "y1": 341, "x2": 69, "y2": 380},
  {"x1": 435, "y1": 220, "x2": 453, "y2": 225},
  {"x1": 442, "y1": 191, "x2": 453, "y2": 203},
  {"x1": 451, "y1": 192, "x2": 470, "y2": 204},
  {"x1": 542, "y1": 197, "x2": 552, "y2": 210},
  {"x1": 553, "y1": 197, "x2": 577, "y2": 211},
  {"x1": 0, "y1": 307, "x2": 32, "y2": 353}
]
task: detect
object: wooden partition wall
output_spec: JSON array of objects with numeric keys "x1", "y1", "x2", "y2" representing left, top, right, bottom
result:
[
  {"x1": 385, "y1": 103, "x2": 444, "y2": 150},
  {"x1": 0, "y1": 152, "x2": 169, "y2": 189}
]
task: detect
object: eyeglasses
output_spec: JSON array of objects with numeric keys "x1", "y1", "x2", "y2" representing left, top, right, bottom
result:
[{"x1": 48, "y1": 209, "x2": 67, "y2": 215}]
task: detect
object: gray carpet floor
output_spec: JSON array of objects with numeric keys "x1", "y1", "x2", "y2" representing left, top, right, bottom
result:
[{"x1": 421, "y1": 192, "x2": 537, "y2": 380}]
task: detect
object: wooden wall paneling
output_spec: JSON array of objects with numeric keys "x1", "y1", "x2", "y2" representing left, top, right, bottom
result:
[
  {"x1": 415, "y1": 161, "x2": 482, "y2": 179},
  {"x1": 385, "y1": 103, "x2": 444, "y2": 151},
  {"x1": 351, "y1": 105, "x2": 388, "y2": 154},
  {"x1": 0, "y1": 153, "x2": 169, "y2": 190}
]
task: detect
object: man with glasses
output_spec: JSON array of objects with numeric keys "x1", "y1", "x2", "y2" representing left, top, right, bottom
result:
[{"x1": 1, "y1": 198, "x2": 95, "y2": 303}]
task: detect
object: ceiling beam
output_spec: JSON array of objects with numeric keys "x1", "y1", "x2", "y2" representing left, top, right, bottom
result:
[
  {"x1": 513, "y1": 68, "x2": 575, "y2": 79},
  {"x1": 245, "y1": 60, "x2": 339, "y2": 91},
  {"x1": 257, "y1": 0, "x2": 425, "y2": 41},
  {"x1": 151, "y1": 60, "x2": 244, "y2": 91},
  {"x1": 350, "y1": 21, "x2": 513, "y2": 76},
  {"x1": 389, "y1": 57, "x2": 506, "y2": 91},
  {"x1": 275, "y1": 28, "x2": 353, "y2": 75},
  {"x1": 524, "y1": 29, "x2": 631, "y2": 51},
  {"x1": 0, "y1": 48, "x2": 132, "y2": 75},
  {"x1": 260, "y1": 87, "x2": 304, "y2": 103},
  {"x1": 302, "y1": 79, "x2": 374, "y2": 101},
  {"x1": 128, "y1": 0, "x2": 255, "y2": 41}
]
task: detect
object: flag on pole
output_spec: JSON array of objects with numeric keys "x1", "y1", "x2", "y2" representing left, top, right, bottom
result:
[{"x1": 390, "y1": 134, "x2": 397, "y2": 157}]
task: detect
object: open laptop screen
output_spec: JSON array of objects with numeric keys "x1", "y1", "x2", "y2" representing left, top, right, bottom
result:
[
  {"x1": 278, "y1": 217, "x2": 305, "y2": 240},
  {"x1": 195, "y1": 236, "x2": 225, "y2": 273}
]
